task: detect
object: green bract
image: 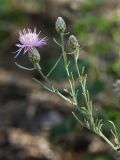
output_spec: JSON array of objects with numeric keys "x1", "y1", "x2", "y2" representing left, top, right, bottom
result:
[
  {"x1": 28, "y1": 48, "x2": 40, "y2": 64},
  {"x1": 55, "y1": 17, "x2": 66, "y2": 33}
]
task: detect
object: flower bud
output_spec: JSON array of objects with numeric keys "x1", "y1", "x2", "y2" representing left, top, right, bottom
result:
[
  {"x1": 28, "y1": 48, "x2": 40, "y2": 64},
  {"x1": 68, "y1": 35, "x2": 79, "y2": 51},
  {"x1": 55, "y1": 17, "x2": 66, "y2": 33}
]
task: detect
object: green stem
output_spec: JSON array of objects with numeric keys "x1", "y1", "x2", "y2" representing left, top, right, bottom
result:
[
  {"x1": 60, "y1": 33, "x2": 77, "y2": 106},
  {"x1": 46, "y1": 54, "x2": 62, "y2": 78},
  {"x1": 74, "y1": 57, "x2": 119, "y2": 150},
  {"x1": 60, "y1": 33, "x2": 67, "y2": 67},
  {"x1": 34, "y1": 63, "x2": 49, "y2": 83},
  {"x1": 100, "y1": 132, "x2": 117, "y2": 151},
  {"x1": 34, "y1": 63, "x2": 73, "y2": 104},
  {"x1": 75, "y1": 58, "x2": 95, "y2": 130},
  {"x1": 15, "y1": 62, "x2": 35, "y2": 71}
]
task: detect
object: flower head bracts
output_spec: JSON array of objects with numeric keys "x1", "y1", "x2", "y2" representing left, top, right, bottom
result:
[{"x1": 14, "y1": 28, "x2": 47, "y2": 58}]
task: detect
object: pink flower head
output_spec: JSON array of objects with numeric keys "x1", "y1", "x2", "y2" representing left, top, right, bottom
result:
[{"x1": 14, "y1": 28, "x2": 47, "y2": 58}]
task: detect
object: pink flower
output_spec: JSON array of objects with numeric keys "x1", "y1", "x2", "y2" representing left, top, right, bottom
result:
[{"x1": 14, "y1": 28, "x2": 47, "y2": 58}]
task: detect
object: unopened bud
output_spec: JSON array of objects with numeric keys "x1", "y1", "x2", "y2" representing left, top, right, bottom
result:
[
  {"x1": 55, "y1": 17, "x2": 66, "y2": 33},
  {"x1": 28, "y1": 48, "x2": 40, "y2": 64},
  {"x1": 68, "y1": 35, "x2": 79, "y2": 51}
]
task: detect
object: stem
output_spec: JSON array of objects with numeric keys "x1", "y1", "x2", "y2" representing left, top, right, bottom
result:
[
  {"x1": 34, "y1": 63, "x2": 73, "y2": 104},
  {"x1": 60, "y1": 33, "x2": 67, "y2": 67},
  {"x1": 33, "y1": 78, "x2": 54, "y2": 92},
  {"x1": 100, "y1": 132, "x2": 117, "y2": 151},
  {"x1": 15, "y1": 62, "x2": 35, "y2": 71},
  {"x1": 74, "y1": 56, "x2": 119, "y2": 151},
  {"x1": 56, "y1": 89, "x2": 73, "y2": 104},
  {"x1": 34, "y1": 63, "x2": 49, "y2": 83},
  {"x1": 72, "y1": 112, "x2": 84, "y2": 125},
  {"x1": 60, "y1": 33, "x2": 77, "y2": 106},
  {"x1": 75, "y1": 57, "x2": 95, "y2": 130},
  {"x1": 46, "y1": 54, "x2": 62, "y2": 78}
]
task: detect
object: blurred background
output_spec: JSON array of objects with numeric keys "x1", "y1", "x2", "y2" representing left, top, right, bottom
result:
[{"x1": 0, "y1": 0, "x2": 120, "y2": 159}]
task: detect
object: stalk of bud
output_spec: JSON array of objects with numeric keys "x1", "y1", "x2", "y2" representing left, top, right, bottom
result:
[
  {"x1": 55, "y1": 17, "x2": 66, "y2": 33},
  {"x1": 28, "y1": 48, "x2": 40, "y2": 64}
]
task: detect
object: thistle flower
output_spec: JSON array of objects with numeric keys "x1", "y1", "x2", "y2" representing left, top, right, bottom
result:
[{"x1": 14, "y1": 28, "x2": 47, "y2": 58}]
